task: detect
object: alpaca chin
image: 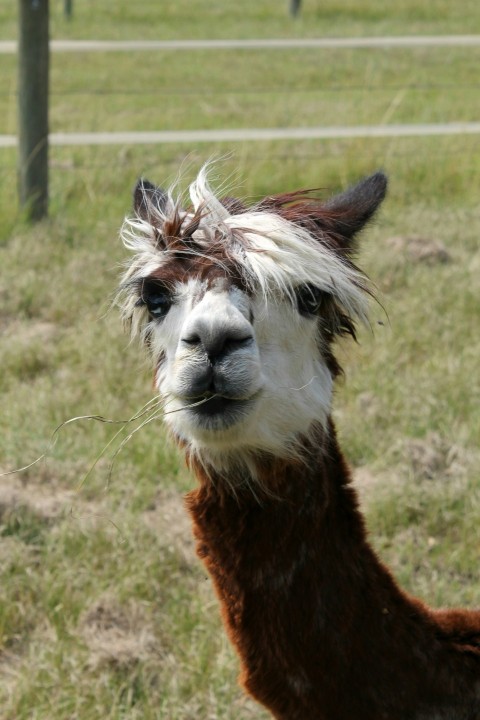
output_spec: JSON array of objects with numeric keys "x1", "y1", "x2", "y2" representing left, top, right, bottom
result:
[
  {"x1": 161, "y1": 370, "x2": 333, "y2": 469},
  {"x1": 184, "y1": 395, "x2": 258, "y2": 430},
  {"x1": 165, "y1": 393, "x2": 260, "y2": 440}
]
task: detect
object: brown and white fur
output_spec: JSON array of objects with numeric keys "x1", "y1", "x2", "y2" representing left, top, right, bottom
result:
[{"x1": 117, "y1": 166, "x2": 480, "y2": 720}]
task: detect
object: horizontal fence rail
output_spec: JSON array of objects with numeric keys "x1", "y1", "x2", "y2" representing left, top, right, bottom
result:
[
  {"x1": 2, "y1": 122, "x2": 480, "y2": 148},
  {"x1": 2, "y1": 35, "x2": 480, "y2": 53},
  {"x1": 3, "y1": 33, "x2": 479, "y2": 189}
]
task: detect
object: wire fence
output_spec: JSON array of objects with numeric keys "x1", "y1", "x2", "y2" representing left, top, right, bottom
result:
[
  {"x1": 2, "y1": 36, "x2": 479, "y2": 174},
  {"x1": 2, "y1": 141, "x2": 480, "y2": 173}
]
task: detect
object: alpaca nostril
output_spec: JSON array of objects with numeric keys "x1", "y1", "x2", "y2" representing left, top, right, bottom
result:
[
  {"x1": 222, "y1": 335, "x2": 253, "y2": 354},
  {"x1": 182, "y1": 331, "x2": 253, "y2": 362},
  {"x1": 182, "y1": 334, "x2": 201, "y2": 346},
  {"x1": 204, "y1": 334, "x2": 252, "y2": 362}
]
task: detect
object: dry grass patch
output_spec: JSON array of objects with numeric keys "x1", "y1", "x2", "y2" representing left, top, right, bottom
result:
[
  {"x1": 142, "y1": 490, "x2": 196, "y2": 565},
  {"x1": 386, "y1": 235, "x2": 452, "y2": 265},
  {"x1": 354, "y1": 437, "x2": 480, "y2": 607},
  {"x1": 0, "y1": 475, "x2": 79, "y2": 523},
  {"x1": 79, "y1": 594, "x2": 158, "y2": 671},
  {"x1": 396, "y1": 431, "x2": 471, "y2": 482}
]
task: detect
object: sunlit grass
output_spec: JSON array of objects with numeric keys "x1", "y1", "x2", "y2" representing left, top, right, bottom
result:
[
  {"x1": 2, "y1": 0, "x2": 480, "y2": 40},
  {"x1": 1, "y1": 1, "x2": 479, "y2": 717},
  {"x1": 1, "y1": 135, "x2": 479, "y2": 718},
  {"x1": 2, "y1": 46, "x2": 480, "y2": 135}
]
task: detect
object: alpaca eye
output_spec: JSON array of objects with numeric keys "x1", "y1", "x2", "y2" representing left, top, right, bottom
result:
[
  {"x1": 137, "y1": 283, "x2": 172, "y2": 320},
  {"x1": 296, "y1": 284, "x2": 327, "y2": 316},
  {"x1": 146, "y1": 292, "x2": 171, "y2": 319}
]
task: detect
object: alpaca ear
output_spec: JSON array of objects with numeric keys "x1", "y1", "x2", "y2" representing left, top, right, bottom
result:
[
  {"x1": 133, "y1": 178, "x2": 168, "y2": 222},
  {"x1": 323, "y1": 171, "x2": 387, "y2": 244}
]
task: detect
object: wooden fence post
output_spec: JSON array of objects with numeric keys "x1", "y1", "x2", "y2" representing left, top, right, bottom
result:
[
  {"x1": 18, "y1": 0, "x2": 49, "y2": 221},
  {"x1": 289, "y1": 0, "x2": 302, "y2": 17}
]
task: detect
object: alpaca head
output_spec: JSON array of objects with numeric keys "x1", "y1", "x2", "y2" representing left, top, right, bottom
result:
[{"x1": 118, "y1": 166, "x2": 386, "y2": 472}]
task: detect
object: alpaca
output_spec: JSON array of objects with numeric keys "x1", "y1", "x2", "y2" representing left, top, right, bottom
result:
[{"x1": 117, "y1": 166, "x2": 480, "y2": 720}]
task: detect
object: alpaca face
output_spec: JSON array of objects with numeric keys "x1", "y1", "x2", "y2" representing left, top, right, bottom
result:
[
  {"x1": 140, "y1": 274, "x2": 334, "y2": 458},
  {"x1": 118, "y1": 166, "x2": 387, "y2": 465}
]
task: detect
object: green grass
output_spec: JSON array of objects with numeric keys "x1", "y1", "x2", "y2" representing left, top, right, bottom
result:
[
  {"x1": 2, "y1": 46, "x2": 480, "y2": 135},
  {"x1": 1, "y1": 1, "x2": 480, "y2": 718},
  {"x1": 2, "y1": 0, "x2": 480, "y2": 40}
]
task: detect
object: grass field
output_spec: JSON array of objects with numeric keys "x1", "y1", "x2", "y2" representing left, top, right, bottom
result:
[
  {"x1": 1, "y1": 45, "x2": 480, "y2": 136},
  {"x1": 1, "y1": 2, "x2": 480, "y2": 718},
  {"x1": 3, "y1": 0, "x2": 480, "y2": 39}
]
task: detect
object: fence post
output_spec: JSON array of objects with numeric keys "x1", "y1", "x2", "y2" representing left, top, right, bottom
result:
[
  {"x1": 18, "y1": 0, "x2": 50, "y2": 221},
  {"x1": 289, "y1": 0, "x2": 302, "y2": 17}
]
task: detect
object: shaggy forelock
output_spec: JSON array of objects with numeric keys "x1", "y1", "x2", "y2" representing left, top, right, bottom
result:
[{"x1": 117, "y1": 164, "x2": 371, "y2": 338}]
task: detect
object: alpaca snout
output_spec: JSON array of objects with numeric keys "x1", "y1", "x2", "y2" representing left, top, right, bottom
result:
[{"x1": 174, "y1": 350, "x2": 263, "y2": 403}]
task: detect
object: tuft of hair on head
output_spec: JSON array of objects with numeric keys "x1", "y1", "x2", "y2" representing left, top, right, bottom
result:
[{"x1": 118, "y1": 165, "x2": 387, "y2": 344}]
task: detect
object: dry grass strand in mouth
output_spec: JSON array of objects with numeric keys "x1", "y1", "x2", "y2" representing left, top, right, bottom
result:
[
  {"x1": 0, "y1": 395, "x2": 164, "y2": 481},
  {"x1": 76, "y1": 395, "x2": 168, "y2": 490},
  {"x1": 0, "y1": 393, "x2": 222, "y2": 491},
  {"x1": 105, "y1": 394, "x2": 222, "y2": 485}
]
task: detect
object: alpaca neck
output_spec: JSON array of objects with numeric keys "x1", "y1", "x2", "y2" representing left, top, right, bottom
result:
[
  {"x1": 185, "y1": 422, "x2": 480, "y2": 720},
  {"x1": 186, "y1": 422, "x2": 381, "y2": 606}
]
